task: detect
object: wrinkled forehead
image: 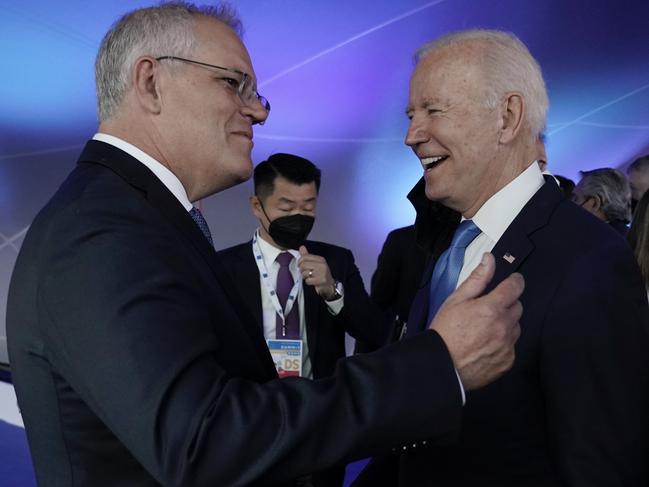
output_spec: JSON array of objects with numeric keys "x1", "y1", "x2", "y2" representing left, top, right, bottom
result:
[{"x1": 193, "y1": 15, "x2": 256, "y2": 78}]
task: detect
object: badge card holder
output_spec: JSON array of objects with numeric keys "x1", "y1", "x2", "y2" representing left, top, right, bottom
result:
[{"x1": 267, "y1": 339, "x2": 303, "y2": 378}]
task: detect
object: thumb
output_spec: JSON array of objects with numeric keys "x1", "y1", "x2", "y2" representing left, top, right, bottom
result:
[
  {"x1": 445, "y1": 252, "x2": 495, "y2": 305},
  {"x1": 299, "y1": 245, "x2": 308, "y2": 256}
]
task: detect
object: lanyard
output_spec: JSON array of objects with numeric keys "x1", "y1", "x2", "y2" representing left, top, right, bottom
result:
[{"x1": 252, "y1": 231, "x2": 302, "y2": 335}]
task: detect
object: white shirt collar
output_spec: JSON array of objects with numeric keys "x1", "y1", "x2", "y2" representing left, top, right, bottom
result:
[
  {"x1": 471, "y1": 161, "x2": 545, "y2": 242},
  {"x1": 92, "y1": 133, "x2": 192, "y2": 211},
  {"x1": 254, "y1": 229, "x2": 300, "y2": 264}
]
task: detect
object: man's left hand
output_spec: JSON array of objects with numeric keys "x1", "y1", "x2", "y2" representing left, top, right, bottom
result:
[{"x1": 298, "y1": 245, "x2": 336, "y2": 299}]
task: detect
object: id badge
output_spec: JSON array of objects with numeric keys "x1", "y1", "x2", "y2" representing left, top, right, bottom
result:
[{"x1": 267, "y1": 339, "x2": 303, "y2": 378}]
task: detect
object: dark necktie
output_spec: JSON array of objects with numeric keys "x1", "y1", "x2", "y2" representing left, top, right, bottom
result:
[
  {"x1": 275, "y1": 252, "x2": 300, "y2": 339},
  {"x1": 426, "y1": 220, "x2": 481, "y2": 325},
  {"x1": 189, "y1": 207, "x2": 213, "y2": 246}
]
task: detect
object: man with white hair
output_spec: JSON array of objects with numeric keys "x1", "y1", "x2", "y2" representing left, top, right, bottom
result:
[
  {"x1": 354, "y1": 29, "x2": 649, "y2": 487},
  {"x1": 572, "y1": 168, "x2": 632, "y2": 235}
]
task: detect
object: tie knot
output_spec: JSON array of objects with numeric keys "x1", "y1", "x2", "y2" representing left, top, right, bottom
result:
[
  {"x1": 276, "y1": 252, "x2": 293, "y2": 267},
  {"x1": 451, "y1": 220, "x2": 481, "y2": 250}
]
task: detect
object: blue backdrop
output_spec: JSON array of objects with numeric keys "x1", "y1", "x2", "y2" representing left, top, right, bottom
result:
[{"x1": 2, "y1": 0, "x2": 649, "y2": 362}]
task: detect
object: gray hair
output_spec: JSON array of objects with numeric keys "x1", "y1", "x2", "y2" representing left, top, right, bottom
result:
[
  {"x1": 578, "y1": 168, "x2": 632, "y2": 223},
  {"x1": 95, "y1": 1, "x2": 242, "y2": 122},
  {"x1": 415, "y1": 29, "x2": 549, "y2": 143}
]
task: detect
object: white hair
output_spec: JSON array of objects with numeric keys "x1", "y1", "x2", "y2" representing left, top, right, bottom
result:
[
  {"x1": 95, "y1": 1, "x2": 242, "y2": 122},
  {"x1": 578, "y1": 168, "x2": 632, "y2": 223},
  {"x1": 415, "y1": 29, "x2": 549, "y2": 143}
]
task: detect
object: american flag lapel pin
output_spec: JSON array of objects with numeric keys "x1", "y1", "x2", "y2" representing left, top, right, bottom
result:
[{"x1": 503, "y1": 252, "x2": 516, "y2": 264}]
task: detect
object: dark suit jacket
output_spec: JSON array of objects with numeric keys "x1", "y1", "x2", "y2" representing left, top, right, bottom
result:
[
  {"x1": 7, "y1": 141, "x2": 465, "y2": 487},
  {"x1": 354, "y1": 225, "x2": 428, "y2": 353},
  {"x1": 370, "y1": 225, "x2": 428, "y2": 324},
  {"x1": 217, "y1": 240, "x2": 389, "y2": 381},
  {"x1": 354, "y1": 177, "x2": 649, "y2": 487}
]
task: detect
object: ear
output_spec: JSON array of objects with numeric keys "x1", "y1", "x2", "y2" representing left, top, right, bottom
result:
[
  {"x1": 132, "y1": 56, "x2": 163, "y2": 115},
  {"x1": 249, "y1": 195, "x2": 264, "y2": 220},
  {"x1": 588, "y1": 195, "x2": 602, "y2": 211},
  {"x1": 498, "y1": 92, "x2": 524, "y2": 144}
]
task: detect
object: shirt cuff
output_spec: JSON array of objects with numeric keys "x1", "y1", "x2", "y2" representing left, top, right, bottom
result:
[
  {"x1": 325, "y1": 296, "x2": 344, "y2": 315},
  {"x1": 454, "y1": 368, "x2": 466, "y2": 405}
]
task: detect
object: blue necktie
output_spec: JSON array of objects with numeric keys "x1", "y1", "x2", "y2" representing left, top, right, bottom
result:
[
  {"x1": 426, "y1": 220, "x2": 481, "y2": 325},
  {"x1": 189, "y1": 207, "x2": 214, "y2": 246}
]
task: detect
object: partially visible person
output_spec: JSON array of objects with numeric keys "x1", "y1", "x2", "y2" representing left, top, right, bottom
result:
[
  {"x1": 628, "y1": 189, "x2": 649, "y2": 300},
  {"x1": 6, "y1": 4, "x2": 525, "y2": 486},
  {"x1": 554, "y1": 174, "x2": 575, "y2": 198},
  {"x1": 355, "y1": 28, "x2": 649, "y2": 487},
  {"x1": 627, "y1": 154, "x2": 649, "y2": 212},
  {"x1": 572, "y1": 168, "x2": 632, "y2": 235},
  {"x1": 358, "y1": 225, "x2": 427, "y2": 350},
  {"x1": 217, "y1": 152, "x2": 389, "y2": 487}
]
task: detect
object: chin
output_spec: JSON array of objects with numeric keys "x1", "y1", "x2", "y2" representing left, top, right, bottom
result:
[{"x1": 424, "y1": 183, "x2": 444, "y2": 202}]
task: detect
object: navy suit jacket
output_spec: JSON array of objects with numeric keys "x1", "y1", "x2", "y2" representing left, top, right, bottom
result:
[
  {"x1": 7, "y1": 141, "x2": 465, "y2": 487},
  {"x1": 355, "y1": 177, "x2": 649, "y2": 487}
]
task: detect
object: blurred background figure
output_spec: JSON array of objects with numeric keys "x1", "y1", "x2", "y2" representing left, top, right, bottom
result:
[
  {"x1": 628, "y1": 190, "x2": 649, "y2": 300},
  {"x1": 572, "y1": 168, "x2": 632, "y2": 235},
  {"x1": 554, "y1": 175, "x2": 575, "y2": 199},
  {"x1": 627, "y1": 155, "x2": 649, "y2": 213},
  {"x1": 365, "y1": 225, "x2": 427, "y2": 346}
]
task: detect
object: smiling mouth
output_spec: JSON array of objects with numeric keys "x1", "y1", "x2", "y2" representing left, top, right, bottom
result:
[{"x1": 421, "y1": 155, "x2": 449, "y2": 171}]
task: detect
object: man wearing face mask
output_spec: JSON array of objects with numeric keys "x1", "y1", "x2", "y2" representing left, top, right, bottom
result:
[{"x1": 217, "y1": 152, "x2": 389, "y2": 486}]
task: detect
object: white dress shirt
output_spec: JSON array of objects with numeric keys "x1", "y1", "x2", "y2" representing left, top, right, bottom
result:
[
  {"x1": 255, "y1": 232, "x2": 314, "y2": 378},
  {"x1": 255, "y1": 231, "x2": 345, "y2": 379}
]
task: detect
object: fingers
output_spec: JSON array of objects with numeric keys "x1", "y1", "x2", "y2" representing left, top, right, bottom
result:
[
  {"x1": 297, "y1": 253, "x2": 331, "y2": 286},
  {"x1": 482, "y1": 272, "x2": 525, "y2": 310},
  {"x1": 444, "y1": 253, "x2": 495, "y2": 306},
  {"x1": 299, "y1": 245, "x2": 308, "y2": 257},
  {"x1": 429, "y1": 254, "x2": 525, "y2": 391}
]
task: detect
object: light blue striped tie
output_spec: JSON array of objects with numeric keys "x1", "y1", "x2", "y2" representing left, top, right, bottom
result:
[{"x1": 426, "y1": 220, "x2": 481, "y2": 325}]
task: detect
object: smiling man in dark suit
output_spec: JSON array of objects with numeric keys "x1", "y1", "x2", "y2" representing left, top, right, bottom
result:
[
  {"x1": 355, "y1": 29, "x2": 649, "y2": 487},
  {"x1": 6, "y1": 4, "x2": 525, "y2": 486}
]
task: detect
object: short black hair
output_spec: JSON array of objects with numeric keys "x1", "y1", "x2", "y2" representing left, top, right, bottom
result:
[{"x1": 253, "y1": 153, "x2": 321, "y2": 201}]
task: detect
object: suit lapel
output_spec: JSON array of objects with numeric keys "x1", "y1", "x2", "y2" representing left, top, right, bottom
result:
[
  {"x1": 78, "y1": 140, "x2": 278, "y2": 376},
  {"x1": 486, "y1": 178, "x2": 563, "y2": 294}
]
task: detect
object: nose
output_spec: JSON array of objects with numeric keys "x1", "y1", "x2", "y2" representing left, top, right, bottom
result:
[
  {"x1": 405, "y1": 117, "x2": 429, "y2": 148},
  {"x1": 240, "y1": 98, "x2": 269, "y2": 126}
]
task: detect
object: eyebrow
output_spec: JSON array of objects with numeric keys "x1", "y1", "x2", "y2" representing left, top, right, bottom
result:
[{"x1": 277, "y1": 197, "x2": 316, "y2": 204}]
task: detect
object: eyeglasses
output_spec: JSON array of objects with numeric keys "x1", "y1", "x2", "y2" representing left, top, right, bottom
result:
[
  {"x1": 571, "y1": 192, "x2": 591, "y2": 207},
  {"x1": 156, "y1": 56, "x2": 270, "y2": 122}
]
